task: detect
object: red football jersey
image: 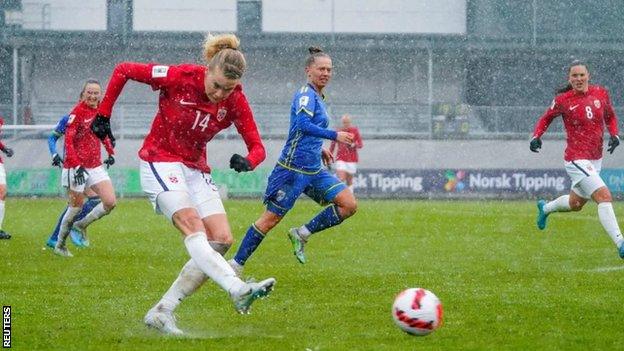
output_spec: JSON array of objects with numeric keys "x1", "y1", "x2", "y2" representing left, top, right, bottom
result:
[
  {"x1": 63, "y1": 101, "x2": 115, "y2": 169},
  {"x1": 533, "y1": 85, "x2": 619, "y2": 161},
  {"x1": 98, "y1": 62, "x2": 265, "y2": 173},
  {"x1": 329, "y1": 126, "x2": 363, "y2": 162}
]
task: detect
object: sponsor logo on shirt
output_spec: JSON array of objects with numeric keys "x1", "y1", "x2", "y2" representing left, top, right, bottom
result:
[
  {"x1": 152, "y1": 65, "x2": 169, "y2": 78},
  {"x1": 594, "y1": 100, "x2": 601, "y2": 108},
  {"x1": 217, "y1": 107, "x2": 227, "y2": 121},
  {"x1": 569, "y1": 104, "x2": 579, "y2": 110},
  {"x1": 179, "y1": 99, "x2": 197, "y2": 106}
]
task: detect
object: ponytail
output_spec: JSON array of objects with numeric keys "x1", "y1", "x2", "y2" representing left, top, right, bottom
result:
[
  {"x1": 305, "y1": 46, "x2": 330, "y2": 67},
  {"x1": 203, "y1": 33, "x2": 246, "y2": 80}
]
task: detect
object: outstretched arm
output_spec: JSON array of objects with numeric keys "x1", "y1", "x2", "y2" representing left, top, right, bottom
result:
[{"x1": 98, "y1": 62, "x2": 168, "y2": 117}]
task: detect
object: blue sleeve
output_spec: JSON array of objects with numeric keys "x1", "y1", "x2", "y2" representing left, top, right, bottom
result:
[
  {"x1": 48, "y1": 115, "x2": 68, "y2": 156},
  {"x1": 294, "y1": 111, "x2": 337, "y2": 140},
  {"x1": 293, "y1": 89, "x2": 337, "y2": 140}
]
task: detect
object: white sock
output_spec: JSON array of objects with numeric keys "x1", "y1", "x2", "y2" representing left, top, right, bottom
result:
[
  {"x1": 73, "y1": 202, "x2": 109, "y2": 230},
  {"x1": 158, "y1": 241, "x2": 231, "y2": 312},
  {"x1": 298, "y1": 225, "x2": 311, "y2": 241},
  {"x1": 597, "y1": 202, "x2": 624, "y2": 247},
  {"x1": 159, "y1": 259, "x2": 208, "y2": 312},
  {"x1": 0, "y1": 200, "x2": 5, "y2": 230},
  {"x1": 184, "y1": 232, "x2": 244, "y2": 294},
  {"x1": 544, "y1": 195, "x2": 571, "y2": 214},
  {"x1": 58, "y1": 206, "x2": 82, "y2": 244}
]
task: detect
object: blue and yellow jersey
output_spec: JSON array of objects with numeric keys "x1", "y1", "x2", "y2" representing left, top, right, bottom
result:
[
  {"x1": 277, "y1": 84, "x2": 338, "y2": 173},
  {"x1": 48, "y1": 114, "x2": 69, "y2": 156}
]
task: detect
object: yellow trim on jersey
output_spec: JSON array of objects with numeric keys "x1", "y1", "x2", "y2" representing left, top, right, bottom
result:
[
  {"x1": 323, "y1": 183, "x2": 344, "y2": 198},
  {"x1": 276, "y1": 161, "x2": 321, "y2": 175},
  {"x1": 283, "y1": 130, "x2": 302, "y2": 167},
  {"x1": 296, "y1": 106, "x2": 314, "y2": 117}
]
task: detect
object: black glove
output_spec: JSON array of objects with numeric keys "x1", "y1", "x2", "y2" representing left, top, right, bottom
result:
[
  {"x1": 74, "y1": 166, "x2": 87, "y2": 185},
  {"x1": 229, "y1": 154, "x2": 252, "y2": 173},
  {"x1": 52, "y1": 153, "x2": 63, "y2": 167},
  {"x1": 91, "y1": 114, "x2": 115, "y2": 145},
  {"x1": 3, "y1": 147, "x2": 13, "y2": 158},
  {"x1": 529, "y1": 137, "x2": 542, "y2": 153},
  {"x1": 103, "y1": 155, "x2": 115, "y2": 169},
  {"x1": 608, "y1": 135, "x2": 620, "y2": 154}
]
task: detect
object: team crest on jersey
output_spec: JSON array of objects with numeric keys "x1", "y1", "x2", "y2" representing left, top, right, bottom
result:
[
  {"x1": 217, "y1": 107, "x2": 227, "y2": 121},
  {"x1": 276, "y1": 190, "x2": 286, "y2": 202},
  {"x1": 168, "y1": 173, "x2": 179, "y2": 184},
  {"x1": 594, "y1": 100, "x2": 601, "y2": 108},
  {"x1": 587, "y1": 165, "x2": 594, "y2": 171}
]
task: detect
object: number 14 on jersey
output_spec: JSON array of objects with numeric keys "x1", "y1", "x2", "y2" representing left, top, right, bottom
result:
[{"x1": 192, "y1": 110, "x2": 211, "y2": 131}]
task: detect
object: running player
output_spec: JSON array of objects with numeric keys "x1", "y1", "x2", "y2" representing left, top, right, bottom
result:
[
  {"x1": 531, "y1": 60, "x2": 624, "y2": 259},
  {"x1": 229, "y1": 46, "x2": 357, "y2": 275},
  {"x1": 91, "y1": 33, "x2": 275, "y2": 335},
  {"x1": 54, "y1": 79, "x2": 116, "y2": 257},
  {"x1": 0, "y1": 116, "x2": 13, "y2": 239},
  {"x1": 45, "y1": 112, "x2": 113, "y2": 248}
]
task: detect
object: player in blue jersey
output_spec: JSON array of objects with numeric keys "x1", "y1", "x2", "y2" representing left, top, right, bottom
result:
[
  {"x1": 229, "y1": 46, "x2": 357, "y2": 274},
  {"x1": 44, "y1": 112, "x2": 114, "y2": 249}
]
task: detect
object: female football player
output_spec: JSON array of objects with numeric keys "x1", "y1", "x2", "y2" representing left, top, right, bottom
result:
[
  {"x1": 92, "y1": 33, "x2": 275, "y2": 335},
  {"x1": 54, "y1": 79, "x2": 116, "y2": 257},
  {"x1": 0, "y1": 116, "x2": 14, "y2": 239},
  {"x1": 229, "y1": 46, "x2": 357, "y2": 275},
  {"x1": 530, "y1": 60, "x2": 624, "y2": 259}
]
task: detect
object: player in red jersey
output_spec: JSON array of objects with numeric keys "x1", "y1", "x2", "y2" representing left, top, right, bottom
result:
[
  {"x1": 54, "y1": 79, "x2": 116, "y2": 257},
  {"x1": 530, "y1": 60, "x2": 624, "y2": 259},
  {"x1": 0, "y1": 116, "x2": 14, "y2": 239},
  {"x1": 329, "y1": 114, "x2": 363, "y2": 192},
  {"x1": 91, "y1": 33, "x2": 275, "y2": 335}
]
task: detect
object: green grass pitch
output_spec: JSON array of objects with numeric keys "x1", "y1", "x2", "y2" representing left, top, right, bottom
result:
[{"x1": 1, "y1": 198, "x2": 623, "y2": 350}]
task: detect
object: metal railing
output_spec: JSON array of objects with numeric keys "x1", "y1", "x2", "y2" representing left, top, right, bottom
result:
[{"x1": 2, "y1": 102, "x2": 622, "y2": 139}]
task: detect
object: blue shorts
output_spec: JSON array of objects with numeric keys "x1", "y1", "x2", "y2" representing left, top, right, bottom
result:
[{"x1": 264, "y1": 165, "x2": 347, "y2": 217}]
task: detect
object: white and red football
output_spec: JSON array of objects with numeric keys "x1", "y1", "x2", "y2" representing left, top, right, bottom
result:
[{"x1": 392, "y1": 288, "x2": 443, "y2": 336}]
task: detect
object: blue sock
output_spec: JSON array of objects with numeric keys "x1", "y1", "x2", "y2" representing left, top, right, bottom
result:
[
  {"x1": 305, "y1": 204, "x2": 343, "y2": 234},
  {"x1": 48, "y1": 197, "x2": 101, "y2": 241},
  {"x1": 233, "y1": 224, "x2": 266, "y2": 266},
  {"x1": 76, "y1": 197, "x2": 101, "y2": 222},
  {"x1": 49, "y1": 207, "x2": 68, "y2": 241}
]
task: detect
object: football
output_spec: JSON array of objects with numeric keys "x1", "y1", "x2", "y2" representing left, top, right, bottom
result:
[{"x1": 392, "y1": 288, "x2": 443, "y2": 336}]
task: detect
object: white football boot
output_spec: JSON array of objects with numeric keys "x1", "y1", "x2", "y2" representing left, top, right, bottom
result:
[
  {"x1": 230, "y1": 278, "x2": 276, "y2": 314},
  {"x1": 144, "y1": 304, "x2": 184, "y2": 335}
]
